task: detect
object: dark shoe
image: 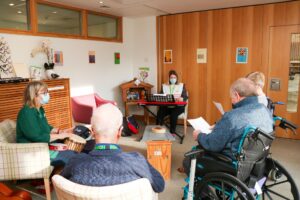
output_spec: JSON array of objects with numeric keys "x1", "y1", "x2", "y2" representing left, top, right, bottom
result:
[{"x1": 177, "y1": 167, "x2": 185, "y2": 174}]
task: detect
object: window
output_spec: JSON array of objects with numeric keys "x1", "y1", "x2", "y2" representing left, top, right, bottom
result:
[
  {"x1": 287, "y1": 33, "x2": 300, "y2": 112},
  {"x1": 88, "y1": 13, "x2": 119, "y2": 39},
  {"x1": 37, "y1": 3, "x2": 81, "y2": 35},
  {"x1": 0, "y1": 1, "x2": 122, "y2": 42},
  {"x1": 0, "y1": 0, "x2": 30, "y2": 31}
]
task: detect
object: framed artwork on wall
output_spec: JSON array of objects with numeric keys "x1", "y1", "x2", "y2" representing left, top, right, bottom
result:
[
  {"x1": 164, "y1": 50, "x2": 172, "y2": 64},
  {"x1": 236, "y1": 47, "x2": 248, "y2": 64},
  {"x1": 89, "y1": 51, "x2": 95, "y2": 64},
  {"x1": 54, "y1": 51, "x2": 64, "y2": 66}
]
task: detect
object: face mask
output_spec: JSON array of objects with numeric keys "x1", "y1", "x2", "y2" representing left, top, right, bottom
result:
[
  {"x1": 170, "y1": 78, "x2": 177, "y2": 85},
  {"x1": 40, "y1": 93, "x2": 50, "y2": 105}
]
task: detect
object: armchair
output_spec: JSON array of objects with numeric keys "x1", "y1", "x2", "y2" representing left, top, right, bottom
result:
[
  {"x1": 71, "y1": 93, "x2": 117, "y2": 124},
  {"x1": 52, "y1": 174, "x2": 158, "y2": 200},
  {"x1": 0, "y1": 119, "x2": 53, "y2": 200}
]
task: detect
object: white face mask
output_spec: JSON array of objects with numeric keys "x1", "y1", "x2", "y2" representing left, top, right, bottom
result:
[
  {"x1": 40, "y1": 93, "x2": 50, "y2": 105},
  {"x1": 170, "y1": 78, "x2": 177, "y2": 85}
]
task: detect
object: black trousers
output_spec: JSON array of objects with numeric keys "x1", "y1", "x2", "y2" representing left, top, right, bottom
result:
[{"x1": 156, "y1": 106, "x2": 185, "y2": 133}]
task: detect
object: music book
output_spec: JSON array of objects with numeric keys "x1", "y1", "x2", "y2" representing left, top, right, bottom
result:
[
  {"x1": 188, "y1": 117, "x2": 212, "y2": 134},
  {"x1": 213, "y1": 101, "x2": 225, "y2": 115}
]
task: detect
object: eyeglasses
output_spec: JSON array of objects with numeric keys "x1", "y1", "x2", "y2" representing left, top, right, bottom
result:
[{"x1": 37, "y1": 90, "x2": 48, "y2": 95}]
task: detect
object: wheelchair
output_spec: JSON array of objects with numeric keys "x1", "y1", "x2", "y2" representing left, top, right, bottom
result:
[{"x1": 182, "y1": 123, "x2": 299, "y2": 200}]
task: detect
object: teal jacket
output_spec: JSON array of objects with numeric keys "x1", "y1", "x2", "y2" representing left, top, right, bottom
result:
[{"x1": 16, "y1": 105, "x2": 53, "y2": 143}]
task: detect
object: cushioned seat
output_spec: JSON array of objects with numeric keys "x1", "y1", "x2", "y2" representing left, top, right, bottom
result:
[
  {"x1": 52, "y1": 174, "x2": 158, "y2": 200},
  {"x1": 0, "y1": 119, "x2": 53, "y2": 200},
  {"x1": 71, "y1": 93, "x2": 117, "y2": 124}
]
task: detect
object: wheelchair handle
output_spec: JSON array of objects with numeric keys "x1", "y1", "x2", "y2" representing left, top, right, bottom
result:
[
  {"x1": 184, "y1": 149, "x2": 204, "y2": 158},
  {"x1": 255, "y1": 128, "x2": 275, "y2": 141},
  {"x1": 272, "y1": 101, "x2": 285, "y2": 105}
]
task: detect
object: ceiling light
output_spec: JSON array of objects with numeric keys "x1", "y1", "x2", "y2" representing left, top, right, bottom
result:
[
  {"x1": 52, "y1": 11, "x2": 57, "y2": 14},
  {"x1": 99, "y1": 1, "x2": 104, "y2": 4},
  {"x1": 17, "y1": 11, "x2": 22, "y2": 14},
  {"x1": 9, "y1": 3, "x2": 15, "y2": 6}
]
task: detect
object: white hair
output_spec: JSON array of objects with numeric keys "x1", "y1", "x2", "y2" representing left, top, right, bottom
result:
[
  {"x1": 230, "y1": 78, "x2": 258, "y2": 97},
  {"x1": 91, "y1": 104, "x2": 122, "y2": 138}
]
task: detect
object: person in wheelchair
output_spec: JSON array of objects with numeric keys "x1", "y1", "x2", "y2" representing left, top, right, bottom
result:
[{"x1": 183, "y1": 78, "x2": 274, "y2": 175}]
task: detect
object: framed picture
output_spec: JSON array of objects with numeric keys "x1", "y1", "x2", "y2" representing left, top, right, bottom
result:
[
  {"x1": 236, "y1": 47, "x2": 248, "y2": 64},
  {"x1": 164, "y1": 50, "x2": 172, "y2": 64},
  {"x1": 197, "y1": 48, "x2": 207, "y2": 63},
  {"x1": 54, "y1": 51, "x2": 64, "y2": 66},
  {"x1": 89, "y1": 51, "x2": 95, "y2": 64}
]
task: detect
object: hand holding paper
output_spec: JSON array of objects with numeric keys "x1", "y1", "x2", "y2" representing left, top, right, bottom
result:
[{"x1": 188, "y1": 117, "x2": 212, "y2": 134}]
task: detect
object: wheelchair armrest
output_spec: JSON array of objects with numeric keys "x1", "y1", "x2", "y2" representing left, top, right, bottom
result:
[
  {"x1": 205, "y1": 151, "x2": 233, "y2": 163},
  {"x1": 184, "y1": 149, "x2": 204, "y2": 158}
]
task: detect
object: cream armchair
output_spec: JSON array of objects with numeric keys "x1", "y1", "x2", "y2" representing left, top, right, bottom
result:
[
  {"x1": 52, "y1": 174, "x2": 158, "y2": 200},
  {"x1": 0, "y1": 119, "x2": 53, "y2": 200}
]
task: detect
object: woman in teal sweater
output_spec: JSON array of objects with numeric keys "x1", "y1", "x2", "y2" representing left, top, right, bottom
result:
[{"x1": 16, "y1": 81, "x2": 76, "y2": 166}]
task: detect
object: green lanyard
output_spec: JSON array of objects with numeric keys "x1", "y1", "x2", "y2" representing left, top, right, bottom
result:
[
  {"x1": 169, "y1": 85, "x2": 175, "y2": 94},
  {"x1": 94, "y1": 144, "x2": 120, "y2": 150}
]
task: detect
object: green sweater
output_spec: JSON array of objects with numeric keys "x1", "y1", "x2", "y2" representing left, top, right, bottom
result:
[{"x1": 16, "y1": 105, "x2": 53, "y2": 143}]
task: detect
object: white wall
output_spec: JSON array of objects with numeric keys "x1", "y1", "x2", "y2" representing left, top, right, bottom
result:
[{"x1": 0, "y1": 16, "x2": 157, "y2": 115}]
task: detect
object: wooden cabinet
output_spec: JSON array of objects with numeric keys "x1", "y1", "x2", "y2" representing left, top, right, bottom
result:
[
  {"x1": 0, "y1": 78, "x2": 72, "y2": 129},
  {"x1": 120, "y1": 78, "x2": 153, "y2": 116},
  {"x1": 147, "y1": 141, "x2": 172, "y2": 180}
]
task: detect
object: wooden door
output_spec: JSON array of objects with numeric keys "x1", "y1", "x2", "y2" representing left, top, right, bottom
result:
[{"x1": 267, "y1": 25, "x2": 300, "y2": 139}]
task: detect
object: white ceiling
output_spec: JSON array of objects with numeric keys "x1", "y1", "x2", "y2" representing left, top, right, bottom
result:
[{"x1": 45, "y1": 0, "x2": 289, "y2": 17}]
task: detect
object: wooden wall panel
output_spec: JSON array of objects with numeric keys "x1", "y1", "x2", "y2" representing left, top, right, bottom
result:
[
  {"x1": 158, "y1": 0, "x2": 300, "y2": 126},
  {"x1": 206, "y1": 9, "x2": 233, "y2": 123}
]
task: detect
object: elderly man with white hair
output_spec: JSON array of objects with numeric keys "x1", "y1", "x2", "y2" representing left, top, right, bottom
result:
[
  {"x1": 60, "y1": 103, "x2": 165, "y2": 193},
  {"x1": 193, "y1": 78, "x2": 273, "y2": 159}
]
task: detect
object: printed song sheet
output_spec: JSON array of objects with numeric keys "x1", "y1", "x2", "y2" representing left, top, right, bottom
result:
[{"x1": 188, "y1": 117, "x2": 212, "y2": 134}]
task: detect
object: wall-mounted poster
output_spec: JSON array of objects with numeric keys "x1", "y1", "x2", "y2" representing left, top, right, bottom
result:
[
  {"x1": 164, "y1": 50, "x2": 172, "y2": 64},
  {"x1": 197, "y1": 48, "x2": 207, "y2": 63},
  {"x1": 115, "y1": 52, "x2": 120, "y2": 64},
  {"x1": 89, "y1": 51, "x2": 95, "y2": 64},
  {"x1": 236, "y1": 47, "x2": 248, "y2": 64},
  {"x1": 54, "y1": 51, "x2": 63, "y2": 66}
]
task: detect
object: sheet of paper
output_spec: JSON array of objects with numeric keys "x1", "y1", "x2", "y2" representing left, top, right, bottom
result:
[
  {"x1": 188, "y1": 117, "x2": 212, "y2": 134},
  {"x1": 213, "y1": 101, "x2": 225, "y2": 115}
]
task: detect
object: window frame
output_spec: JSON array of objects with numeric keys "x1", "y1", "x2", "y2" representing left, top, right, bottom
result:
[
  {"x1": 0, "y1": 0, "x2": 123, "y2": 43},
  {"x1": 86, "y1": 10, "x2": 123, "y2": 42}
]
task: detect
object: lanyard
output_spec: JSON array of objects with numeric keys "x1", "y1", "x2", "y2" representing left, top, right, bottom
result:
[
  {"x1": 94, "y1": 144, "x2": 120, "y2": 151},
  {"x1": 169, "y1": 85, "x2": 175, "y2": 94}
]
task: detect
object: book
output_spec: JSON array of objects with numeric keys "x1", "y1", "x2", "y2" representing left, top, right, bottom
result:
[
  {"x1": 187, "y1": 117, "x2": 212, "y2": 134},
  {"x1": 213, "y1": 101, "x2": 225, "y2": 115}
]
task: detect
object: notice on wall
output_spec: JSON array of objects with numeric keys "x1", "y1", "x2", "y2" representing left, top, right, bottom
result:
[
  {"x1": 236, "y1": 47, "x2": 248, "y2": 64},
  {"x1": 197, "y1": 48, "x2": 207, "y2": 63}
]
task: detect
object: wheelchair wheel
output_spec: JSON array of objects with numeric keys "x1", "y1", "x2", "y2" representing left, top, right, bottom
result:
[
  {"x1": 194, "y1": 172, "x2": 255, "y2": 200},
  {"x1": 263, "y1": 159, "x2": 299, "y2": 200}
]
